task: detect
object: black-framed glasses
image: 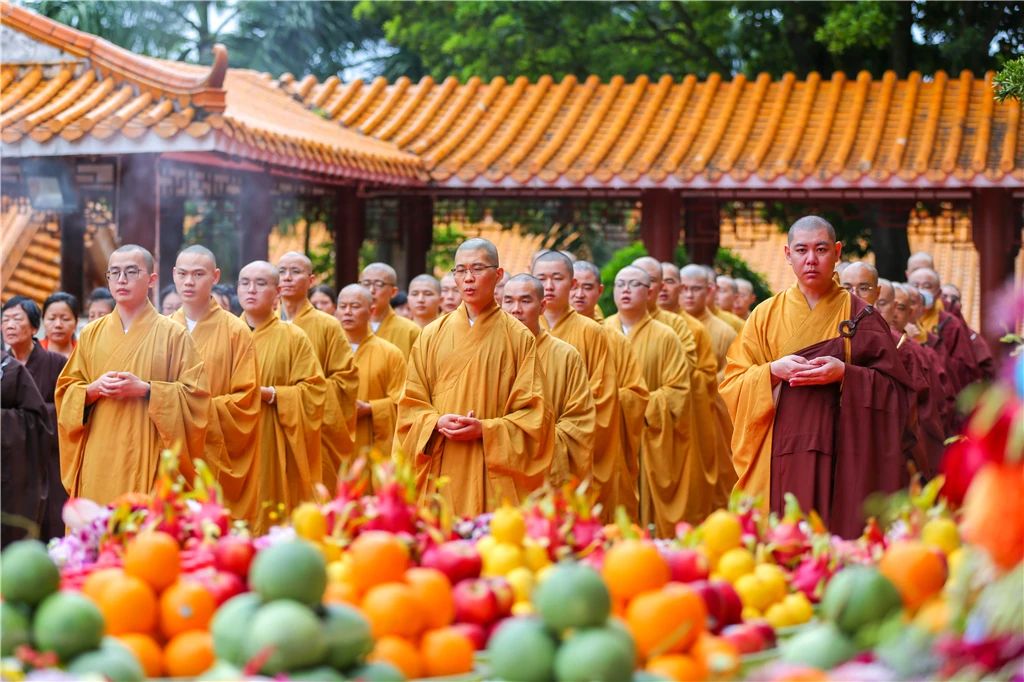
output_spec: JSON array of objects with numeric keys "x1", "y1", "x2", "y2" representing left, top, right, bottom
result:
[{"x1": 106, "y1": 267, "x2": 143, "y2": 281}]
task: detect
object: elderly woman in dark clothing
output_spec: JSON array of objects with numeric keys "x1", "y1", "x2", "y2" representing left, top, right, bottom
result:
[{"x1": 1, "y1": 296, "x2": 68, "y2": 540}]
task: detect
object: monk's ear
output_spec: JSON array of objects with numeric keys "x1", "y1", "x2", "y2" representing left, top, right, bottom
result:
[
  {"x1": 212, "y1": 268, "x2": 221, "y2": 286},
  {"x1": 833, "y1": 241, "x2": 843, "y2": 260},
  {"x1": 147, "y1": 271, "x2": 158, "y2": 288}
]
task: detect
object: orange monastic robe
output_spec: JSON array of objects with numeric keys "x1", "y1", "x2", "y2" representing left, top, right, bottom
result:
[
  {"x1": 352, "y1": 333, "x2": 406, "y2": 457},
  {"x1": 715, "y1": 307, "x2": 746, "y2": 334},
  {"x1": 172, "y1": 298, "x2": 261, "y2": 522},
  {"x1": 394, "y1": 303, "x2": 551, "y2": 517},
  {"x1": 652, "y1": 308, "x2": 699, "y2": 369},
  {"x1": 536, "y1": 330, "x2": 596, "y2": 486},
  {"x1": 697, "y1": 309, "x2": 738, "y2": 381},
  {"x1": 249, "y1": 315, "x2": 326, "y2": 527},
  {"x1": 289, "y1": 299, "x2": 358, "y2": 491},
  {"x1": 375, "y1": 308, "x2": 421, "y2": 358},
  {"x1": 56, "y1": 303, "x2": 209, "y2": 504},
  {"x1": 601, "y1": 325, "x2": 649, "y2": 521},
  {"x1": 605, "y1": 312, "x2": 693, "y2": 537}
]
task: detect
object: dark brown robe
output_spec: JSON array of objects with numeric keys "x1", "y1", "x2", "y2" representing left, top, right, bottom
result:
[
  {"x1": 950, "y1": 308, "x2": 995, "y2": 382},
  {"x1": 24, "y1": 342, "x2": 68, "y2": 540},
  {"x1": 925, "y1": 311, "x2": 981, "y2": 395},
  {"x1": 1, "y1": 352, "x2": 50, "y2": 547},
  {"x1": 894, "y1": 332, "x2": 948, "y2": 478},
  {"x1": 770, "y1": 297, "x2": 914, "y2": 539}
]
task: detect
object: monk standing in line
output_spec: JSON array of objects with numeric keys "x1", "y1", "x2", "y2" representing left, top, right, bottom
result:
[
  {"x1": 394, "y1": 239, "x2": 551, "y2": 516},
  {"x1": 732, "y1": 278, "x2": 756, "y2": 320},
  {"x1": 939, "y1": 283, "x2": 994, "y2": 381},
  {"x1": 439, "y1": 274, "x2": 461, "y2": 313},
  {"x1": 714, "y1": 275, "x2": 746, "y2": 333},
  {"x1": 171, "y1": 246, "x2": 261, "y2": 522},
  {"x1": 360, "y1": 263, "x2": 421, "y2": 358},
  {"x1": 721, "y1": 217, "x2": 913, "y2": 538},
  {"x1": 408, "y1": 274, "x2": 442, "y2": 328},
  {"x1": 56, "y1": 245, "x2": 209, "y2": 504},
  {"x1": 678, "y1": 264, "x2": 737, "y2": 380}
]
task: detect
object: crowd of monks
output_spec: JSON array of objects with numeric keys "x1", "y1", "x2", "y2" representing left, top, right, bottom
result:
[{"x1": 0, "y1": 214, "x2": 995, "y2": 545}]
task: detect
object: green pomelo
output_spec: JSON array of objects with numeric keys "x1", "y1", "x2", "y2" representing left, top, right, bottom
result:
[
  {"x1": 196, "y1": 660, "x2": 243, "y2": 680},
  {"x1": 0, "y1": 540, "x2": 60, "y2": 606},
  {"x1": 210, "y1": 592, "x2": 262, "y2": 666},
  {"x1": 321, "y1": 603, "x2": 373, "y2": 670},
  {"x1": 533, "y1": 562, "x2": 611, "y2": 633},
  {"x1": 249, "y1": 540, "x2": 327, "y2": 607},
  {"x1": 1, "y1": 601, "x2": 31, "y2": 656},
  {"x1": 820, "y1": 566, "x2": 903, "y2": 635},
  {"x1": 32, "y1": 592, "x2": 104, "y2": 662},
  {"x1": 242, "y1": 600, "x2": 328, "y2": 674},
  {"x1": 487, "y1": 617, "x2": 558, "y2": 682},
  {"x1": 780, "y1": 622, "x2": 859, "y2": 670},
  {"x1": 66, "y1": 637, "x2": 144, "y2": 682},
  {"x1": 289, "y1": 665, "x2": 347, "y2": 680},
  {"x1": 554, "y1": 627, "x2": 635, "y2": 682},
  {"x1": 347, "y1": 661, "x2": 406, "y2": 681}
]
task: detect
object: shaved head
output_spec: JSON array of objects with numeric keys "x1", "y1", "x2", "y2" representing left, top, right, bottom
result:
[
  {"x1": 177, "y1": 244, "x2": 217, "y2": 268},
  {"x1": 906, "y1": 252, "x2": 934, "y2": 276},
  {"x1": 409, "y1": 274, "x2": 440, "y2": 293},
  {"x1": 573, "y1": 260, "x2": 601, "y2": 280},
  {"x1": 679, "y1": 264, "x2": 707, "y2": 280},
  {"x1": 507, "y1": 273, "x2": 545, "y2": 299},
  {"x1": 840, "y1": 261, "x2": 880, "y2": 304},
  {"x1": 632, "y1": 256, "x2": 663, "y2": 282},
  {"x1": 788, "y1": 215, "x2": 837, "y2": 244},
  {"x1": 716, "y1": 275, "x2": 737, "y2": 293},
  {"x1": 240, "y1": 260, "x2": 278, "y2": 283},
  {"x1": 339, "y1": 283, "x2": 373, "y2": 306},
  {"x1": 617, "y1": 265, "x2": 650, "y2": 286},
  {"x1": 456, "y1": 238, "x2": 499, "y2": 266},
  {"x1": 532, "y1": 249, "x2": 574, "y2": 276},
  {"x1": 111, "y1": 244, "x2": 155, "y2": 273},
  {"x1": 360, "y1": 262, "x2": 398, "y2": 282},
  {"x1": 279, "y1": 251, "x2": 313, "y2": 272},
  {"x1": 502, "y1": 274, "x2": 546, "y2": 335}
]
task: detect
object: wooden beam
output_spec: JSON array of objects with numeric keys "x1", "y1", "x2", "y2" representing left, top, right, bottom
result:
[{"x1": 639, "y1": 189, "x2": 681, "y2": 261}]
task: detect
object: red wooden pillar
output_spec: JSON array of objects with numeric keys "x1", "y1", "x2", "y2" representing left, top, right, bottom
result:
[
  {"x1": 971, "y1": 188, "x2": 1021, "y2": 347},
  {"x1": 239, "y1": 172, "x2": 275, "y2": 270},
  {"x1": 639, "y1": 189, "x2": 682, "y2": 261},
  {"x1": 333, "y1": 186, "x2": 365, "y2": 287},
  {"x1": 396, "y1": 195, "x2": 433, "y2": 287},
  {"x1": 683, "y1": 197, "x2": 720, "y2": 265}
]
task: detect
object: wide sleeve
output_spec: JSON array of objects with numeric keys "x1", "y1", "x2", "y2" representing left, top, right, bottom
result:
[
  {"x1": 274, "y1": 333, "x2": 327, "y2": 488},
  {"x1": 213, "y1": 332, "x2": 262, "y2": 487},
  {"x1": 148, "y1": 331, "x2": 211, "y2": 482},
  {"x1": 369, "y1": 348, "x2": 406, "y2": 452},
  {"x1": 615, "y1": 340, "x2": 650, "y2": 483},
  {"x1": 551, "y1": 351, "x2": 597, "y2": 486},
  {"x1": 323, "y1": 329, "x2": 359, "y2": 453},
  {"x1": 394, "y1": 331, "x2": 443, "y2": 460},
  {"x1": 54, "y1": 333, "x2": 95, "y2": 492}
]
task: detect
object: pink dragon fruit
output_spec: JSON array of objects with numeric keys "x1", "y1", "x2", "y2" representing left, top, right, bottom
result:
[
  {"x1": 789, "y1": 552, "x2": 834, "y2": 603},
  {"x1": 768, "y1": 493, "x2": 810, "y2": 567}
]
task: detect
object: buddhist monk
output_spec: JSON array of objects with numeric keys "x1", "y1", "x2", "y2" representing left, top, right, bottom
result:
[
  {"x1": 632, "y1": 257, "x2": 698, "y2": 370},
  {"x1": 494, "y1": 270, "x2": 511, "y2": 305},
  {"x1": 733, "y1": 278, "x2": 756, "y2": 320},
  {"x1": 238, "y1": 261, "x2": 326, "y2": 527},
  {"x1": 394, "y1": 238, "x2": 551, "y2": 516},
  {"x1": 171, "y1": 246, "x2": 261, "y2": 522},
  {"x1": 705, "y1": 268, "x2": 745, "y2": 333},
  {"x1": 907, "y1": 267, "x2": 981, "y2": 394},
  {"x1": 679, "y1": 265, "x2": 737, "y2": 379},
  {"x1": 605, "y1": 266, "x2": 693, "y2": 536},
  {"x1": 905, "y1": 251, "x2": 934, "y2": 279},
  {"x1": 940, "y1": 283, "x2": 995, "y2": 382},
  {"x1": 359, "y1": 263, "x2": 420, "y2": 358},
  {"x1": 439, "y1": 274, "x2": 461, "y2": 313},
  {"x1": 721, "y1": 216, "x2": 914, "y2": 538},
  {"x1": 532, "y1": 251, "x2": 618, "y2": 500},
  {"x1": 408, "y1": 274, "x2": 442, "y2": 328},
  {"x1": 337, "y1": 284, "x2": 405, "y2": 460},
  {"x1": 56, "y1": 245, "x2": 209, "y2": 504},
  {"x1": 278, "y1": 252, "x2": 358, "y2": 490},
  {"x1": 503, "y1": 274, "x2": 595, "y2": 486},
  {"x1": 572, "y1": 261, "x2": 648, "y2": 519}
]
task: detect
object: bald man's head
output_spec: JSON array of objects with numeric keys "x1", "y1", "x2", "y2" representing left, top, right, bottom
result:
[
  {"x1": 659, "y1": 262, "x2": 682, "y2": 310},
  {"x1": 337, "y1": 283, "x2": 374, "y2": 337},
  {"x1": 716, "y1": 275, "x2": 737, "y2": 310},
  {"x1": 238, "y1": 261, "x2": 279, "y2": 321},
  {"x1": 501, "y1": 274, "x2": 545, "y2": 336},
  {"x1": 907, "y1": 267, "x2": 941, "y2": 309},
  {"x1": 839, "y1": 261, "x2": 880, "y2": 304},
  {"x1": 613, "y1": 266, "x2": 651, "y2": 315},
  {"x1": 906, "y1": 252, "x2": 934, "y2": 278},
  {"x1": 631, "y1": 257, "x2": 662, "y2": 311},
  {"x1": 277, "y1": 251, "x2": 314, "y2": 300}
]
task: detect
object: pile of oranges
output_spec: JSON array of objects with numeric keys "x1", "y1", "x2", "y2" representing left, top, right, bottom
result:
[
  {"x1": 80, "y1": 531, "x2": 215, "y2": 678},
  {"x1": 326, "y1": 531, "x2": 475, "y2": 679},
  {"x1": 601, "y1": 539, "x2": 741, "y2": 681}
]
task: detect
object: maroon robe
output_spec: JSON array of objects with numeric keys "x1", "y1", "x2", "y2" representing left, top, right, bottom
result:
[
  {"x1": 924, "y1": 311, "x2": 981, "y2": 395},
  {"x1": 24, "y1": 342, "x2": 68, "y2": 540},
  {"x1": 950, "y1": 308, "x2": 995, "y2": 382},
  {"x1": 893, "y1": 332, "x2": 948, "y2": 477},
  {"x1": 770, "y1": 297, "x2": 914, "y2": 539},
  {"x1": 1, "y1": 352, "x2": 50, "y2": 547}
]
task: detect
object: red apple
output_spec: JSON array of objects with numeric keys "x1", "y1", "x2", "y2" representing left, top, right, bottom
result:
[
  {"x1": 453, "y1": 579, "x2": 500, "y2": 626},
  {"x1": 690, "y1": 580, "x2": 724, "y2": 632},
  {"x1": 185, "y1": 567, "x2": 246, "y2": 605},
  {"x1": 713, "y1": 580, "x2": 744, "y2": 628},
  {"x1": 488, "y1": 577, "x2": 514, "y2": 617},
  {"x1": 213, "y1": 535, "x2": 255, "y2": 578},
  {"x1": 421, "y1": 541, "x2": 483, "y2": 584},
  {"x1": 450, "y1": 622, "x2": 488, "y2": 650},
  {"x1": 748, "y1": 620, "x2": 777, "y2": 649},
  {"x1": 661, "y1": 548, "x2": 709, "y2": 583},
  {"x1": 721, "y1": 623, "x2": 766, "y2": 654}
]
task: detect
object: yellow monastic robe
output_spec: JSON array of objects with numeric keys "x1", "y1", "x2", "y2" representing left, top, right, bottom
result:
[
  {"x1": 249, "y1": 315, "x2": 326, "y2": 527},
  {"x1": 544, "y1": 309, "x2": 618, "y2": 497},
  {"x1": 535, "y1": 330, "x2": 596, "y2": 486},
  {"x1": 171, "y1": 298, "x2": 261, "y2": 522},
  {"x1": 652, "y1": 308, "x2": 699, "y2": 370},
  {"x1": 289, "y1": 299, "x2": 358, "y2": 491},
  {"x1": 720, "y1": 284, "x2": 850, "y2": 505},
  {"x1": 915, "y1": 302, "x2": 943, "y2": 344},
  {"x1": 605, "y1": 313, "x2": 693, "y2": 537},
  {"x1": 394, "y1": 303, "x2": 551, "y2": 517},
  {"x1": 375, "y1": 308, "x2": 421, "y2": 358},
  {"x1": 601, "y1": 326, "x2": 649, "y2": 521},
  {"x1": 714, "y1": 307, "x2": 746, "y2": 334},
  {"x1": 56, "y1": 303, "x2": 209, "y2": 504},
  {"x1": 697, "y1": 309, "x2": 739, "y2": 382},
  {"x1": 352, "y1": 333, "x2": 406, "y2": 457}
]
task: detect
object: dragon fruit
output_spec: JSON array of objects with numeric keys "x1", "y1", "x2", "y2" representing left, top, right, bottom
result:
[
  {"x1": 768, "y1": 494, "x2": 810, "y2": 567},
  {"x1": 789, "y1": 553, "x2": 835, "y2": 603},
  {"x1": 363, "y1": 480, "x2": 418, "y2": 535}
]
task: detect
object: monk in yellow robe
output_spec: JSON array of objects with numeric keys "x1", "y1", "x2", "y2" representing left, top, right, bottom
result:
[
  {"x1": 338, "y1": 284, "x2": 406, "y2": 459},
  {"x1": 439, "y1": 274, "x2": 461, "y2": 314},
  {"x1": 360, "y1": 262, "x2": 421, "y2": 357},
  {"x1": 408, "y1": 274, "x2": 442, "y2": 328},
  {"x1": 713, "y1": 275, "x2": 746, "y2": 333},
  {"x1": 732, "y1": 278, "x2": 756, "y2": 320},
  {"x1": 278, "y1": 252, "x2": 358, "y2": 491},
  {"x1": 532, "y1": 251, "x2": 618, "y2": 503},
  {"x1": 394, "y1": 238, "x2": 551, "y2": 517},
  {"x1": 721, "y1": 217, "x2": 913, "y2": 538},
  {"x1": 171, "y1": 245, "x2": 260, "y2": 522},
  {"x1": 56, "y1": 245, "x2": 209, "y2": 504},
  {"x1": 503, "y1": 274, "x2": 595, "y2": 486},
  {"x1": 572, "y1": 261, "x2": 648, "y2": 519},
  {"x1": 239, "y1": 261, "x2": 326, "y2": 529},
  {"x1": 678, "y1": 265, "x2": 737, "y2": 381},
  {"x1": 632, "y1": 258, "x2": 698, "y2": 370}
]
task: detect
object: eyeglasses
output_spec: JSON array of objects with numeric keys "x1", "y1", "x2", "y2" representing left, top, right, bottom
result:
[
  {"x1": 359, "y1": 279, "x2": 395, "y2": 290},
  {"x1": 106, "y1": 267, "x2": 143, "y2": 281},
  {"x1": 841, "y1": 284, "x2": 876, "y2": 295},
  {"x1": 451, "y1": 264, "x2": 498, "y2": 279},
  {"x1": 613, "y1": 280, "x2": 650, "y2": 290}
]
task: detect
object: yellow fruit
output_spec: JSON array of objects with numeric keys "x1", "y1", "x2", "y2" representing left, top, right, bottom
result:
[
  {"x1": 764, "y1": 602, "x2": 793, "y2": 629},
  {"x1": 490, "y1": 505, "x2": 526, "y2": 546},
  {"x1": 947, "y1": 548, "x2": 965, "y2": 580},
  {"x1": 327, "y1": 554, "x2": 355, "y2": 584},
  {"x1": 483, "y1": 543, "x2": 524, "y2": 577},
  {"x1": 753, "y1": 564, "x2": 788, "y2": 604},
  {"x1": 292, "y1": 503, "x2": 326, "y2": 541},
  {"x1": 535, "y1": 565, "x2": 555, "y2": 585},
  {"x1": 702, "y1": 511, "x2": 742, "y2": 555},
  {"x1": 476, "y1": 535, "x2": 497, "y2": 557},
  {"x1": 512, "y1": 601, "x2": 534, "y2": 617},
  {"x1": 922, "y1": 518, "x2": 960, "y2": 555},
  {"x1": 319, "y1": 540, "x2": 342, "y2": 562},
  {"x1": 914, "y1": 598, "x2": 950, "y2": 633},
  {"x1": 506, "y1": 567, "x2": 535, "y2": 603},
  {"x1": 717, "y1": 548, "x2": 755, "y2": 583},
  {"x1": 734, "y1": 574, "x2": 773, "y2": 612},
  {"x1": 782, "y1": 592, "x2": 813, "y2": 624},
  {"x1": 522, "y1": 539, "x2": 551, "y2": 572},
  {"x1": 740, "y1": 606, "x2": 761, "y2": 621}
]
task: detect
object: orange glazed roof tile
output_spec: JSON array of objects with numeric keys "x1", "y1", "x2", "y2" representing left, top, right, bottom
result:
[
  {"x1": 1, "y1": 3, "x2": 425, "y2": 185},
  {"x1": 282, "y1": 71, "x2": 1024, "y2": 189}
]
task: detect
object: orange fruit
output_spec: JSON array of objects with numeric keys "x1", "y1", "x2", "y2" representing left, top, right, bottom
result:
[
  {"x1": 159, "y1": 580, "x2": 217, "y2": 638},
  {"x1": 349, "y1": 532, "x2": 410, "y2": 593},
  {"x1": 878, "y1": 541, "x2": 948, "y2": 611},
  {"x1": 163, "y1": 630, "x2": 215, "y2": 678},
  {"x1": 124, "y1": 532, "x2": 180, "y2": 591},
  {"x1": 369, "y1": 635, "x2": 423, "y2": 679},
  {"x1": 420, "y1": 627, "x2": 475, "y2": 677},
  {"x1": 323, "y1": 581, "x2": 359, "y2": 605},
  {"x1": 361, "y1": 582, "x2": 426, "y2": 639},
  {"x1": 692, "y1": 633, "x2": 740, "y2": 678},
  {"x1": 961, "y1": 463, "x2": 1024, "y2": 570},
  {"x1": 602, "y1": 539, "x2": 671, "y2": 602},
  {"x1": 626, "y1": 583, "x2": 707, "y2": 659},
  {"x1": 405, "y1": 567, "x2": 455, "y2": 628},
  {"x1": 117, "y1": 633, "x2": 163, "y2": 678},
  {"x1": 646, "y1": 653, "x2": 708, "y2": 681},
  {"x1": 96, "y1": 574, "x2": 158, "y2": 635},
  {"x1": 82, "y1": 567, "x2": 125, "y2": 603}
]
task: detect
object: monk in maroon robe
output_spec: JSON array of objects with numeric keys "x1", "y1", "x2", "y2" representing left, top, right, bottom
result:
[
  {"x1": 908, "y1": 269, "x2": 981, "y2": 394},
  {"x1": 941, "y1": 283, "x2": 995, "y2": 382}
]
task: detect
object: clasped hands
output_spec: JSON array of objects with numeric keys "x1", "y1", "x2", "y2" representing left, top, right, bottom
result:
[
  {"x1": 87, "y1": 371, "x2": 150, "y2": 402},
  {"x1": 437, "y1": 410, "x2": 482, "y2": 441},
  {"x1": 770, "y1": 354, "x2": 845, "y2": 387}
]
